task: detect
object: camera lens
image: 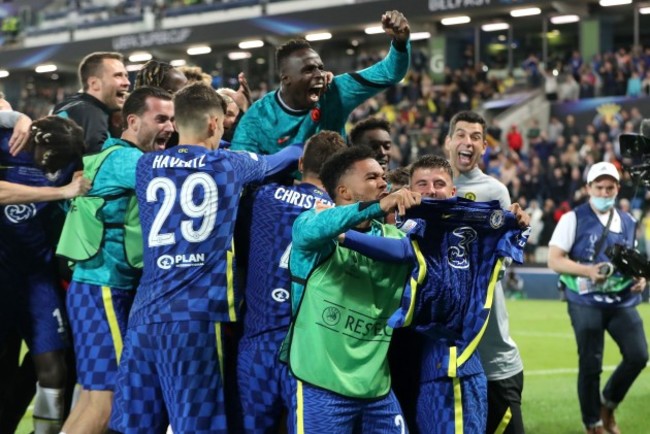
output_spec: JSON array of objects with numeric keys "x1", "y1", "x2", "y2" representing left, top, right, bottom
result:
[{"x1": 598, "y1": 263, "x2": 614, "y2": 277}]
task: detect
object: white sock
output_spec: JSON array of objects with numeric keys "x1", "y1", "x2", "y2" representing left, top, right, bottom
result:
[{"x1": 33, "y1": 382, "x2": 64, "y2": 434}]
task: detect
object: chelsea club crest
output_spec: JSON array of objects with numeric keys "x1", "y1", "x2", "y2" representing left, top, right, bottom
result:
[{"x1": 489, "y1": 210, "x2": 505, "y2": 229}]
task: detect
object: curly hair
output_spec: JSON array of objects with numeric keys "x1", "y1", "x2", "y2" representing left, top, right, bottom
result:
[
  {"x1": 28, "y1": 116, "x2": 85, "y2": 173},
  {"x1": 177, "y1": 65, "x2": 212, "y2": 86},
  {"x1": 134, "y1": 60, "x2": 177, "y2": 89}
]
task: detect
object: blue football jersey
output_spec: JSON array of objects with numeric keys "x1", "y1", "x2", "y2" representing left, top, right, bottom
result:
[
  {"x1": 0, "y1": 128, "x2": 72, "y2": 224},
  {"x1": 128, "y1": 145, "x2": 294, "y2": 326},
  {"x1": 0, "y1": 128, "x2": 72, "y2": 270},
  {"x1": 242, "y1": 182, "x2": 333, "y2": 341},
  {"x1": 389, "y1": 198, "x2": 527, "y2": 380}
]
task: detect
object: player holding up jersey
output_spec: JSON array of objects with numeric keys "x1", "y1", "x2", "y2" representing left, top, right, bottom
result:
[
  {"x1": 445, "y1": 111, "x2": 528, "y2": 434},
  {"x1": 284, "y1": 146, "x2": 422, "y2": 434},
  {"x1": 338, "y1": 155, "x2": 529, "y2": 434}
]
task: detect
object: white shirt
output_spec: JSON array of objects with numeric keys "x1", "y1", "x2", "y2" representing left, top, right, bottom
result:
[{"x1": 549, "y1": 207, "x2": 622, "y2": 253}]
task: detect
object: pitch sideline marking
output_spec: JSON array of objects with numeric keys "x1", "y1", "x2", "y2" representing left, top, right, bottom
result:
[
  {"x1": 527, "y1": 362, "x2": 650, "y2": 376},
  {"x1": 514, "y1": 331, "x2": 574, "y2": 338}
]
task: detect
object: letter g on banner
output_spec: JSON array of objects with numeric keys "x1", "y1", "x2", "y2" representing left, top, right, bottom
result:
[{"x1": 430, "y1": 53, "x2": 445, "y2": 74}]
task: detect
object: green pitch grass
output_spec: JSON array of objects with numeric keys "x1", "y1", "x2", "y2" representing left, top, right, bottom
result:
[
  {"x1": 15, "y1": 300, "x2": 650, "y2": 434},
  {"x1": 513, "y1": 299, "x2": 650, "y2": 434}
]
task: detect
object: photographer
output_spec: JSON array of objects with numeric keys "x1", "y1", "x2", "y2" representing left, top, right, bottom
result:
[{"x1": 548, "y1": 162, "x2": 648, "y2": 434}]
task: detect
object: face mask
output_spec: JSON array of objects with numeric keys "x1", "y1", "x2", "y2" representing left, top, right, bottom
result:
[{"x1": 591, "y1": 196, "x2": 615, "y2": 212}]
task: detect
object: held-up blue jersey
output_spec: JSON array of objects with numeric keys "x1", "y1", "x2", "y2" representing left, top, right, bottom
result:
[
  {"x1": 242, "y1": 182, "x2": 333, "y2": 342},
  {"x1": 128, "y1": 144, "x2": 302, "y2": 327},
  {"x1": 341, "y1": 198, "x2": 527, "y2": 380},
  {"x1": 393, "y1": 198, "x2": 526, "y2": 381}
]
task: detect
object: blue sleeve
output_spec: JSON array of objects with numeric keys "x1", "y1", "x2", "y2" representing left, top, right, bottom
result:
[
  {"x1": 260, "y1": 143, "x2": 302, "y2": 178},
  {"x1": 334, "y1": 40, "x2": 411, "y2": 114},
  {"x1": 342, "y1": 230, "x2": 414, "y2": 263},
  {"x1": 292, "y1": 201, "x2": 385, "y2": 251},
  {"x1": 229, "y1": 143, "x2": 301, "y2": 185},
  {"x1": 496, "y1": 227, "x2": 528, "y2": 264}
]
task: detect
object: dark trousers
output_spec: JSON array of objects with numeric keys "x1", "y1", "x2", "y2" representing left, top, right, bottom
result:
[
  {"x1": 486, "y1": 370, "x2": 525, "y2": 434},
  {"x1": 567, "y1": 302, "x2": 648, "y2": 427}
]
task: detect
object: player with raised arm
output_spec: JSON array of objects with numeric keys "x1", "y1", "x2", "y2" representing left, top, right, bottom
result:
[
  {"x1": 109, "y1": 83, "x2": 304, "y2": 434},
  {"x1": 231, "y1": 10, "x2": 410, "y2": 158},
  {"x1": 337, "y1": 155, "x2": 528, "y2": 434}
]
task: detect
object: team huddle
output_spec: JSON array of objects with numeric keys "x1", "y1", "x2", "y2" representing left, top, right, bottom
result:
[{"x1": 0, "y1": 9, "x2": 539, "y2": 434}]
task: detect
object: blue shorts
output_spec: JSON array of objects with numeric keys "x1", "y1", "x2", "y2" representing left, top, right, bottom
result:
[
  {"x1": 290, "y1": 381, "x2": 408, "y2": 434},
  {"x1": 416, "y1": 373, "x2": 487, "y2": 434},
  {"x1": 0, "y1": 265, "x2": 69, "y2": 355},
  {"x1": 237, "y1": 338, "x2": 294, "y2": 433},
  {"x1": 66, "y1": 281, "x2": 134, "y2": 390},
  {"x1": 109, "y1": 320, "x2": 228, "y2": 434}
]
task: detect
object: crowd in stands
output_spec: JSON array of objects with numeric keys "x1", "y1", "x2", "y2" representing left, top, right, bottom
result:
[
  {"x1": 0, "y1": 0, "x2": 263, "y2": 42},
  {"x1": 347, "y1": 47, "x2": 650, "y2": 265},
  {"x1": 525, "y1": 46, "x2": 650, "y2": 101},
  {"x1": 6, "y1": 42, "x2": 650, "y2": 266}
]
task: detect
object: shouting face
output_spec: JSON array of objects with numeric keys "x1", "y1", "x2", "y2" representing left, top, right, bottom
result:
[
  {"x1": 132, "y1": 97, "x2": 175, "y2": 152},
  {"x1": 281, "y1": 48, "x2": 326, "y2": 111},
  {"x1": 92, "y1": 58, "x2": 130, "y2": 110},
  {"x1": 445, "y1": 120, "x2": 486, "y2": 174}
]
